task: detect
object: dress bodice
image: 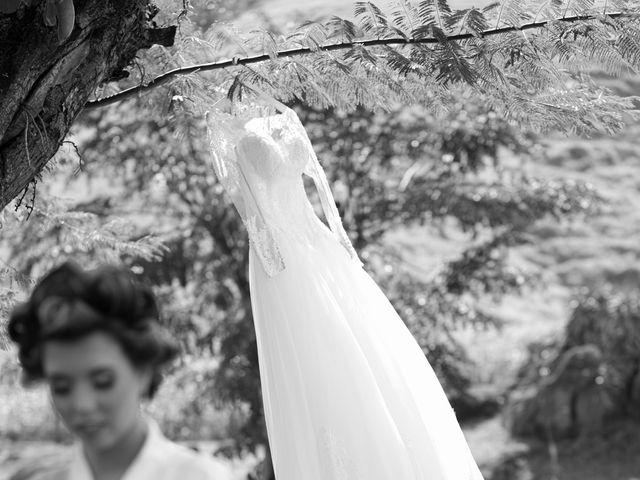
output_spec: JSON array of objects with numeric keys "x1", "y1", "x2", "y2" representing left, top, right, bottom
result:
[
  {"x1": 236, "y1": 111, "x2": 325, "y2": 239},
  {"x1": 206, "y1": 106, "x2": 361, "y2": 277}
]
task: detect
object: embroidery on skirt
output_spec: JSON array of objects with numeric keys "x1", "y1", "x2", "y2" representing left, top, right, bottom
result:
[{"x1": 318, "y1": 427, "x2": 355, "y2": 480}]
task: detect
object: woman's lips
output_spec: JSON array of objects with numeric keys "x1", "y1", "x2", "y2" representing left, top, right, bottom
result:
[{"x1": 74, "y1": 422, "x2": 105, "y2": 436}]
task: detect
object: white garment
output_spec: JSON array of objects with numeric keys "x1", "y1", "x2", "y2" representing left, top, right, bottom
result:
[
  {"x1": 207, "y1": 107, "x2": 484, "y2": 479},
  {"x1": 66, "y1": 420, "x2": 231, "y2": 480}
]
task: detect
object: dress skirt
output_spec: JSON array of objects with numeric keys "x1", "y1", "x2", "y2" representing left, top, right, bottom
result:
[{"x1": 248, "y1": 226, "x2": 485, "y2": 480}]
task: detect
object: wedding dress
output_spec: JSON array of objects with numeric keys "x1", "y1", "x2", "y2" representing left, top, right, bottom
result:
[{"x1": 206, "y1": 105, "x2": 485, "y2": 480}]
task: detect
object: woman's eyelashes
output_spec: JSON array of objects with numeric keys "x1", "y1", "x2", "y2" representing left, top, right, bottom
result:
[
  {"x1": 91, "y1": 370, "x2": 115, "y2": 390},
  {"x1": 48, "y1": 370, "x2": 116, "y2": 395},
  {"x1": 50, "y1": 380, "x2": 71, "y2": 396}
]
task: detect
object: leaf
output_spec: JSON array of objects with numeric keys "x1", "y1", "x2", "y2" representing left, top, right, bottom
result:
[
  {"x1": 387, "y1": 25, "x2": 410, "y2": 40},
  {"x1": 330, "y1": 57, "x2": 353, "y2": 75},
  {"x1": 431, "y1": 26, "x2": 477, "y2": 84},
  {"x1": 411, "y1": 24, "x2": 435, "y2": 40},
  {"x1": 383, "y1": 46, "x2": 417, "y2": 75},
  {"x1": 494, "y1": 0, "x2": 530, "y2": 29},
  {"x1": 417, "y1": 0, "x2": 453, "y2": 31},
  {"x1": 354, "y1": 1, "x2": 389, "y2": 35},
  {"x1": 285, "y1": 62, "x2": 335, "y2": 107},
  {"x1": 343, "y1": 43, "x2": 379, "y2": 70},
  {"x1": 389, "y1": 0, "x2": 419, "y2": 34},
  {"x1": 227, "y1": 75, "x2": 244, "y2": 102},
  {"x1": 532, "y1": 0, "x2": 563, "y2": 23},
  {"x1": 205, "y1": 24, "x2": 249, "y2": 57},
  {"x1": 326, "y1": 16, "x2": 360, "y2": 42},
  {"x1": 291, "y1": 21, "x2": 329, "y2": 51},
  {"x1": 482, "y1": 1, "x2": 501, "y2": 15}
]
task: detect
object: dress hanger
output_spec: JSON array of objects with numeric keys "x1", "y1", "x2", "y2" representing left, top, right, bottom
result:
[
  {"x1": 209, "y1": 95, "x2": 235, "y2": 114},
  {"x1": 206, "y1": 85, "x2": 289, "y2": 130},
  {"x1": 244, "y1": 84, "x2": 289, "y2": 115}
]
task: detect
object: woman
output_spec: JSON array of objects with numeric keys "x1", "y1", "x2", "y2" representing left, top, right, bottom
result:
[{"x1": 7, "y1": 262, "x2": 230, "y2": 480}]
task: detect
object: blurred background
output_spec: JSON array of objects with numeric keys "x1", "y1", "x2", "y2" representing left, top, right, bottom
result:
[{"x1": 2, "y1": 1, "x2": 640, "y2": 479}]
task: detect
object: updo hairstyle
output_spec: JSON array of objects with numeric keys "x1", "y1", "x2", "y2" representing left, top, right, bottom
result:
[{"x1": 7, "y1": 261, "x2": 179, "y2": 398}]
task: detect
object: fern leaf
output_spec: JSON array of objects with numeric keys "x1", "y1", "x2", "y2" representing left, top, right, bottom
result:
[
  {"x1": 205, "y1": 24, "x2": 249, "y2": 58},
  {"x1": 532, "y1": 0, "x2": 563, "y2": 23},
  {"x1": 389, "y1": 0, "x2": 419, "y2": 34},
  {"x1": 411, "y1": 24, "x2": 436, "y2": 40},
  {"x1": 613, "y1": 16, "x2": 640, "y2": 71},
  {"x1": 471, "y1": 48, "x2": 508, "y2": 86},
  {"x1": 343, "y1": 43, "x2": 380, "y2": 70},
  {"x1": 387, "y1": 25, "x2": 411, "y2": 40},
  {"x1": 408, "y1": 43, "x2": 438, "y2": 74},
  {"x1": 289, "y1": 21, "x2": 329, "y2": 51},
  {"x1": 354, "y1": 1, "x2": 389, "y2": 36},
  {"x1": 494, "y1": 0, "x2": 531, "y2": 28},
  {"x1": 610, "y1": 0, "x2": 640, "y2": 12},
  {"x1": 446, "y1": 8, "x2": 489, "y2": 36},
  {"x1": 482, "y1": 1, "x2": 500, "y2": 15},
  {"x1": 431, "y1": 26, "x2": 477, "y2": 84},
  {"x1": 417, "y1": 0, "x2": 453, "y2": 31},
  {"x1": 239, "y1": 65, "x2": 284, "y2": 97},
  {"x1": 565, "y1": 0, "x2": 596, "y2": 16},
  {"x1": 226, "y1": 75, "x2": 245, "y2": 102},
  {"x1": 383, "y1": 46, "x2": 418, "y2": 75},
  {"x1": 326, "y1": 15, "x2": 360, "y2": 42},
  {"x1": 565, "y1": 20, "x2": 636, "y2": 75},
  {"x1": 328, "y1": 56, "x2": 353, "y2": 75},
  {"x1": 260, "y1": 30, "x2": 280, "y2": 59}
]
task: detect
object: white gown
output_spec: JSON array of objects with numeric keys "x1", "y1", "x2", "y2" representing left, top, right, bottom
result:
[{"x1": 206, "y1": 106, "x2": 485, "y2": 480}]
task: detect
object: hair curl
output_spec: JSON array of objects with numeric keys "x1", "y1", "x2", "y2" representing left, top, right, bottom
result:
[{"x1": 7, "y1": 261, "x2": 179, "y2": 398}]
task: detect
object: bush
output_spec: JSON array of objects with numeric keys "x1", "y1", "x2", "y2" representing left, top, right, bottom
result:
[{"x1": 504, "y1": 287, "x2": 640, "y2": 439}]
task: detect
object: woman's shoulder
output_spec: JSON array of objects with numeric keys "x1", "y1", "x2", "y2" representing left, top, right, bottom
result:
[
  {"x1": 162, "y1": 440, "x2": 232, "y2": 478},
  {"x1": 147, "y1": 425, "x2": 233, "y2": 480}
]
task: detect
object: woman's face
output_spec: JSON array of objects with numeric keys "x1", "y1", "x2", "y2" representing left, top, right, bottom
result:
[{"x1": 42, "y1": 331, "x2": 150, "y2": 452}]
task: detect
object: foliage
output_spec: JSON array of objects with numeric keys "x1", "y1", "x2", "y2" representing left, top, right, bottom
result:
[
  {"x1": 90, "y1": 0, "x2": 640, "y2": 137},
  {"x1": 506, "y1": 286, "x2": 640, "y2": 440},
  {"x1": 564, "y1": 287, "x2": 640, "y2": 410},
  {"x1": 0, "y1": 88, "x2": 601, "y2": 464}
]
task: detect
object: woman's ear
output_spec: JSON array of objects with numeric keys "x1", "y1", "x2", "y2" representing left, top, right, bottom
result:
[{"x1": 136, "y1": 366, "x2": 154, "y2": 399}]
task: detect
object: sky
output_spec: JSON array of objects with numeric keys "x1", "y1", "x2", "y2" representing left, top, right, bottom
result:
[{"x1": 235, "y1": 0, "x2": 496, "y2": 30}]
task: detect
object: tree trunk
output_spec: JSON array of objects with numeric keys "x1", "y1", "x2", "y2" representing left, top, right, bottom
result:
[{"x1": 0, "y1": 0, "x2": 175, "y2": 211}]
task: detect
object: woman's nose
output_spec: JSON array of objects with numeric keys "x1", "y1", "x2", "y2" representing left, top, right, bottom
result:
[{"x1": 69, "y1": 383, "x2": 98, "y2": 413}]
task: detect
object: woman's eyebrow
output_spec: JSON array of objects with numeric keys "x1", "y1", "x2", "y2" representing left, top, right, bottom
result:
[
  {"x1": 46, "y1": 366, "x2": 114, "y2": 379},
  {"x1": 46, "y1": 372, "x2": 71, "y2": 381},
  {"x1": 88, "y1": 367, "x2": 115, "y2": 376}
]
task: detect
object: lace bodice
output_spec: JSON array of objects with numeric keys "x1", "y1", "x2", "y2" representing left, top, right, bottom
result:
[{"x1": 206, "y1": 106, "x2": 361, "y2": 276}]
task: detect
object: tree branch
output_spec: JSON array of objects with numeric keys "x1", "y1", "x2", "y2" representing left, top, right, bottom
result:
[{"x1": 86, "y1": 11, "x2": 632, "y2": 109}]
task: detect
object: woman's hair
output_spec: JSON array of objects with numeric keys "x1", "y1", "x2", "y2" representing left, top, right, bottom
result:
[{"x1": 7, "y1": 261, "x2": 179, "y2": 398}]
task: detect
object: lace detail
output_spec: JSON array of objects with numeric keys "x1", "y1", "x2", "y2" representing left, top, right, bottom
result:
[
  {"x1": 206, "y1": 112, "x2": 286, "y2": 277},
  {"x1": 303, "y1": 145, "x2": 362, "y2": 267},
  {"x1": 318, "y1": 427, "x2": 355, "y2": 480},
  {"x1": 245, "y1": 213, "x2": 285, "y2": 277},
  {"x1": 206, "y1": 105, "x2": 361, "y2": 277}
]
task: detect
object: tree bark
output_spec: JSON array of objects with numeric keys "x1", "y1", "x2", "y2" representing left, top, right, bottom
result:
[{"x1": 0, "y1": 0, "x2": 175, "y2": 211}]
